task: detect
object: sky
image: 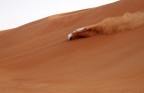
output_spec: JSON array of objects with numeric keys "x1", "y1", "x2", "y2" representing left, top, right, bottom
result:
[{"x1": 0, "y1": 0, "x2": 118, "y2": 30}]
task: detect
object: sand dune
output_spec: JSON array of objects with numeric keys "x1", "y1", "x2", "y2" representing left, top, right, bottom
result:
[{"x1": 0, "y1": 0, "x2": 144, "y2": 93}]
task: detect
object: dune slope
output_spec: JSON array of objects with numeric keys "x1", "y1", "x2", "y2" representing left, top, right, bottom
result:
[{"x1": 0, "y1": 0, "x2": 144, "y2": 93}]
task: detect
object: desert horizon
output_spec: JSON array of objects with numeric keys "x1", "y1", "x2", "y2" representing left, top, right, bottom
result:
[
  {"x1": 0, "y1": 0, "x2": 144, "y2": 93},
  {"x1": 0, "y1": 0, "x2": 118, "y2": 31}
]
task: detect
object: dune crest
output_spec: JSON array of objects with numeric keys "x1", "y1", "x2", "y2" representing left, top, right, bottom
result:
[{"x1": 68, "y1": 11, "x2": 144, "y2": 40}]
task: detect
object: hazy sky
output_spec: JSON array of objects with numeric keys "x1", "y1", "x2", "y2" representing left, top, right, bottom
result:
[{"x1": 0, "y1": 0, "x2": 118, "y2": 30}]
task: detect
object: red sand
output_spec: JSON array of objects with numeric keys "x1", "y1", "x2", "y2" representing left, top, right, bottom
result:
[{"x1": 0, "y1": 0, "x2": 144, "y2": 93}]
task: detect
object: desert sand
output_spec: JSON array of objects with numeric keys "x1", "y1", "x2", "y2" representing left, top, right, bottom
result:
[{"x1": 0, "y1": 0, "x2": 144, "y2": 93}]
